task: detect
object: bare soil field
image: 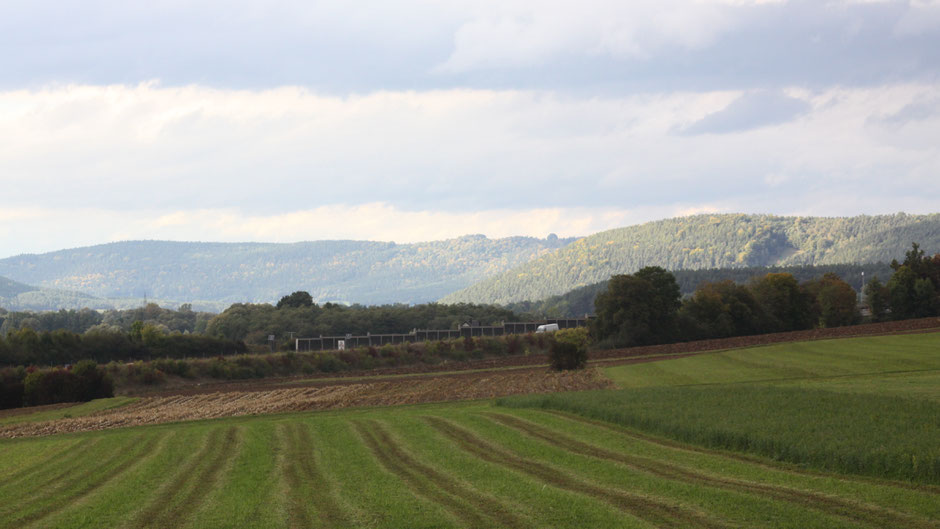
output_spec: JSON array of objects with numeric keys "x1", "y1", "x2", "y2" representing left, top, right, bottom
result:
[{"x1": 0, "y1": 367, "x2": 611, "y2": 438}]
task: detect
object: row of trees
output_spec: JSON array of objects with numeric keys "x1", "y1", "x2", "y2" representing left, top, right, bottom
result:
[
  {"x1": 0, "y1": 303, "x2": 214, "y2": 336},
  {"x1": 0, "y1": 326, "x2": 245, "y2": 367},
  {"x1": 592, "y1": 244, "x2": 940, "y2": 347},
  {"x1": 865, "y1": 243, "x2": 940, "y2": 321},
  {"x1": 0, "y1": 360, "x2": 113, "y2": 409},
  {"x1": 206, "y1": 300, "x2": 518, "y2": 348},
  {"x1": 507, "y1": 263, "x2": 890, "y2": 319}
]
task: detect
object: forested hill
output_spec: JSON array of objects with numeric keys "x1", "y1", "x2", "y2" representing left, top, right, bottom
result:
[
  {"x1": 0, "y1": 275, "x2": 114, "y2": 312},
  {"x1": 0, "y1": 235, "x2": 574, "y2": 307},
  {"x1": 441, "y1": 213, "x2": 940, "y2": 305},
  {"x1": 0, "y1": 276, "x2": 33, "y2": 298}
]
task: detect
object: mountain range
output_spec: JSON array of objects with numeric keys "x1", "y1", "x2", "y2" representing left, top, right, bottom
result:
[
  {"x1": 1, "y1": 213, "x2": 937, "y2": 312},
  {"x1": 0, "y1": 235, "x2": 574, "y2": 310},
  {"x1": 441, "y1": 213, "x2": 940, "y2": 304}
]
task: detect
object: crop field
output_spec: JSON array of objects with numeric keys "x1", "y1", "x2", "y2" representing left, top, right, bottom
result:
[
  {"x1": 2, "y1": 402, "x2": 940, "y2": 529},
  {"x1": 1, "y1": 331, "x2": 938, "y2": 528}
]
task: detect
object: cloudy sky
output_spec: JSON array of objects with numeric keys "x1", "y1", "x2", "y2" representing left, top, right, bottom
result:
[{"x1": 1, "y1": 0, "x2": 939, "y2": 257}]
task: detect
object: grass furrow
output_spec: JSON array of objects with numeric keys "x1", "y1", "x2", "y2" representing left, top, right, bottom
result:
[
  {"x1": 185, "y1": 421, "x2": 282, "y2": 529},
  {"x1": 0, "y1": 437, "x2": 111, "y2": 513},
  {"x1": 484, "y1": 411, "x2": 939, "y2": 529},
  {"x1": 311, "y1": 418, "x2": 458, "y2": 528},
  {"x1": 354, "y1": 420, "x2": 526, "y2": 529},
  {"x1": 424, "y1": 416, "x2": 728, "y2": 529},
  {"x1": 13, "y1": 434, "x2": 165, "y2": 528},
  {"x1": 278, "y1": 421, "x2": 348, "y2": 528},
  {"x1": 128, "y1": 426, "x2": 240, "y2": 529},
  {"x1": 0, "y1": 437, "x2": 82, "y2": 482}
]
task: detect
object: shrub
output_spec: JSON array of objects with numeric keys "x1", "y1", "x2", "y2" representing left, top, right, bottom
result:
[
  {"x1": 549, "y1": 340, "x2": 588, "y2": 371},
  {"x1": 0, "y1": 367, "x2": 26, "y2": 409},
  {"x1": 506, "y1": 335, "x2": 522, "y2": 355},
  {"x1": 554, "y1": 327, "x2": 590, "y2": 349},
  {"x1": 21, "y1": 361, "x2": 114, "y2": 405}
]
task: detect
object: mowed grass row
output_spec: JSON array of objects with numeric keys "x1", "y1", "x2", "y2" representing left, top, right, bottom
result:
[
  {"x1": 501, "y1": 332, "x2": 940, "y2": 484},
  {"x1": 2, "y1": 402, "x2": 939, "y2": 529},
  {"x1": 601, "y1": 332, "x2": 940, "y2": 390}
]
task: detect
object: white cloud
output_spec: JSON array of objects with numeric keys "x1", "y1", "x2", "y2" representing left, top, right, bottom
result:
[
  {"x1": 436, "y1": 0, "x2": 735, "y2": 72},
  {"x1": 0, "y1": 82, "x2": 938, "y2": 257}
]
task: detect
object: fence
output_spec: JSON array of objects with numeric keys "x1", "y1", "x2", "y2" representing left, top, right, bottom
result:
[{"x1": 295, "y1": 317, "x2": 590, "y2": 352}]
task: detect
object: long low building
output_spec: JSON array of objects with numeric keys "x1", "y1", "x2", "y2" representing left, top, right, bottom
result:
[{"x1": 295, "y1": 317, "x2": 590, "y2": 352}]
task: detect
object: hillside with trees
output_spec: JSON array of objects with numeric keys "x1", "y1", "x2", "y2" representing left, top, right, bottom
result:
[
  {"x1": 442, "y1": 213, "x2": 940, "y2": 305},
  {"x1": 0, "y1": 275, "x2": 115, "y2": 312},
  {"x1": 0, "y1": 235, "x2": 574, "y2": 307}
]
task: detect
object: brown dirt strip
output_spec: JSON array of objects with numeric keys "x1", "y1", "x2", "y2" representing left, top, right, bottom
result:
[
  {"x1": 15, "y1": 434, "x2": 166, "y2": 528},
  {"x1": 424, "y1": 416, "x2": 728, "y2": 529},
  {"x1": 485, "y1": 412, "x2": 939, "y2": 529},
  {"x1": 0, "y1": 368, "x2": 611, "y2": 438},
  {"x1": 128, "y1": 427, "x2": 238, "y2": 529},
  {"x1": 543, "y1": 410, "x2": 940, "y2": 496},
  {"x1": 281, "y1": 422, "x2": 348, "y2": 528},
  {"x1": 353, "y1": 420, "x2": 527, "y2": 529}
]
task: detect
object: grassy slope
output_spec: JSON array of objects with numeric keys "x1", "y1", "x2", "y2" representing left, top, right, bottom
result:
[
  {"x1": 0, "y1": 397, "x2": 138, "y2": 426},
  {"x1": 601, "y1": 333, "x2": 940, "y2": 391},
  {"x1": 1, "y1": 333, "x2": 938, "y2": 528},
  {"x1": 500, "y1": 332, "x2": 940, "y2": 484}
]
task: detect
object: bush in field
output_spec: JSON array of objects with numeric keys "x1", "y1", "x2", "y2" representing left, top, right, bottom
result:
[
  {"x1": 554, "y1": 327, "x2": 590, "y2": 349},
  {"x1": 71, "y1": 360, "x2": 115, "y2": 401},
  {"x1": 480, "y1": 337, "x2": 508, "y2": 356},
  {"x1": 21, "y1": 361, "x2": 114, "y2": 405},
  {"x1": 0, "y1": 367, "x2": 26, "y2": 409},
  {"x1": 549, "y1": 340, "x2": 588, "y2": 371},
  {"x1": 123, "y1": 361, "x2": 166, "y2": 385},
  {"x1": 506, "y1": 335, "x2": 522, "y2": 355}
]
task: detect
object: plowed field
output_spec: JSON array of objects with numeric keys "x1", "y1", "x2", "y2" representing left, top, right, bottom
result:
[{"x1": 0, "y1": 367, "x2": 611, "y2": 438}]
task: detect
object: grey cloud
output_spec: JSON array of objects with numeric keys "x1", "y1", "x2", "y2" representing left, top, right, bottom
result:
[
  {"x1": 680, "y1": 91, "x2": 811, "y2": 135},
  {"x1": 0, "y1": 1, "x2": 939, "y2": 93},
  {"x1": 873, "y1": 98, "x2": 940, "y2": 126}
]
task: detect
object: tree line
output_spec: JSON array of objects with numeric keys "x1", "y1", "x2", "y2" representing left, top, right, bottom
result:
[
  {"x1": 591, "y1": 243, "x2": 939, "y2": 348},
  {"x1": 507, "y1": 262, "x2": 893, "y2": 319}
]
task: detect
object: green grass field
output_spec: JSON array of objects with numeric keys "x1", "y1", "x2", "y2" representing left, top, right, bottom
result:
[
  {"x1": 501, "y1": 332, "x2": 940, "y2": 484},
  {"x1": 0, "y1": 397, "x2": 138, "y2": 426},
  {"x1": 1, "y1": 332, "x2": 938, "y2": 528}
]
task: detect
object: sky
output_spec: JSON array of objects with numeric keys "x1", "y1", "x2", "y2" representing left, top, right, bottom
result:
[{"x1": 1, "y1": 0, "x2": 939, "y2": 258}]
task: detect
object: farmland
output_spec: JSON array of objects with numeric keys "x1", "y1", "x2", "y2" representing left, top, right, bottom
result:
[{"x1": 0, "y1": 331, "x2": 938, "y2": 528}]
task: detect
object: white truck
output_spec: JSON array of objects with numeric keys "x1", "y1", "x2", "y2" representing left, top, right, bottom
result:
[{"x1": 535, "y1": 323, "x2": 560, "y2": 333}]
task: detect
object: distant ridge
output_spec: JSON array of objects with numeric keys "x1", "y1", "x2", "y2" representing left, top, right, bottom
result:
[
  {"x1": 440, "y1": 213, "x2": 940, "y2": 305},
  {"x1": 0, "y1": 235, "x2": 574, "y2": 307},
  {"x1": 0, "y1": 275, "x2": 108, "y2": 312}
]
